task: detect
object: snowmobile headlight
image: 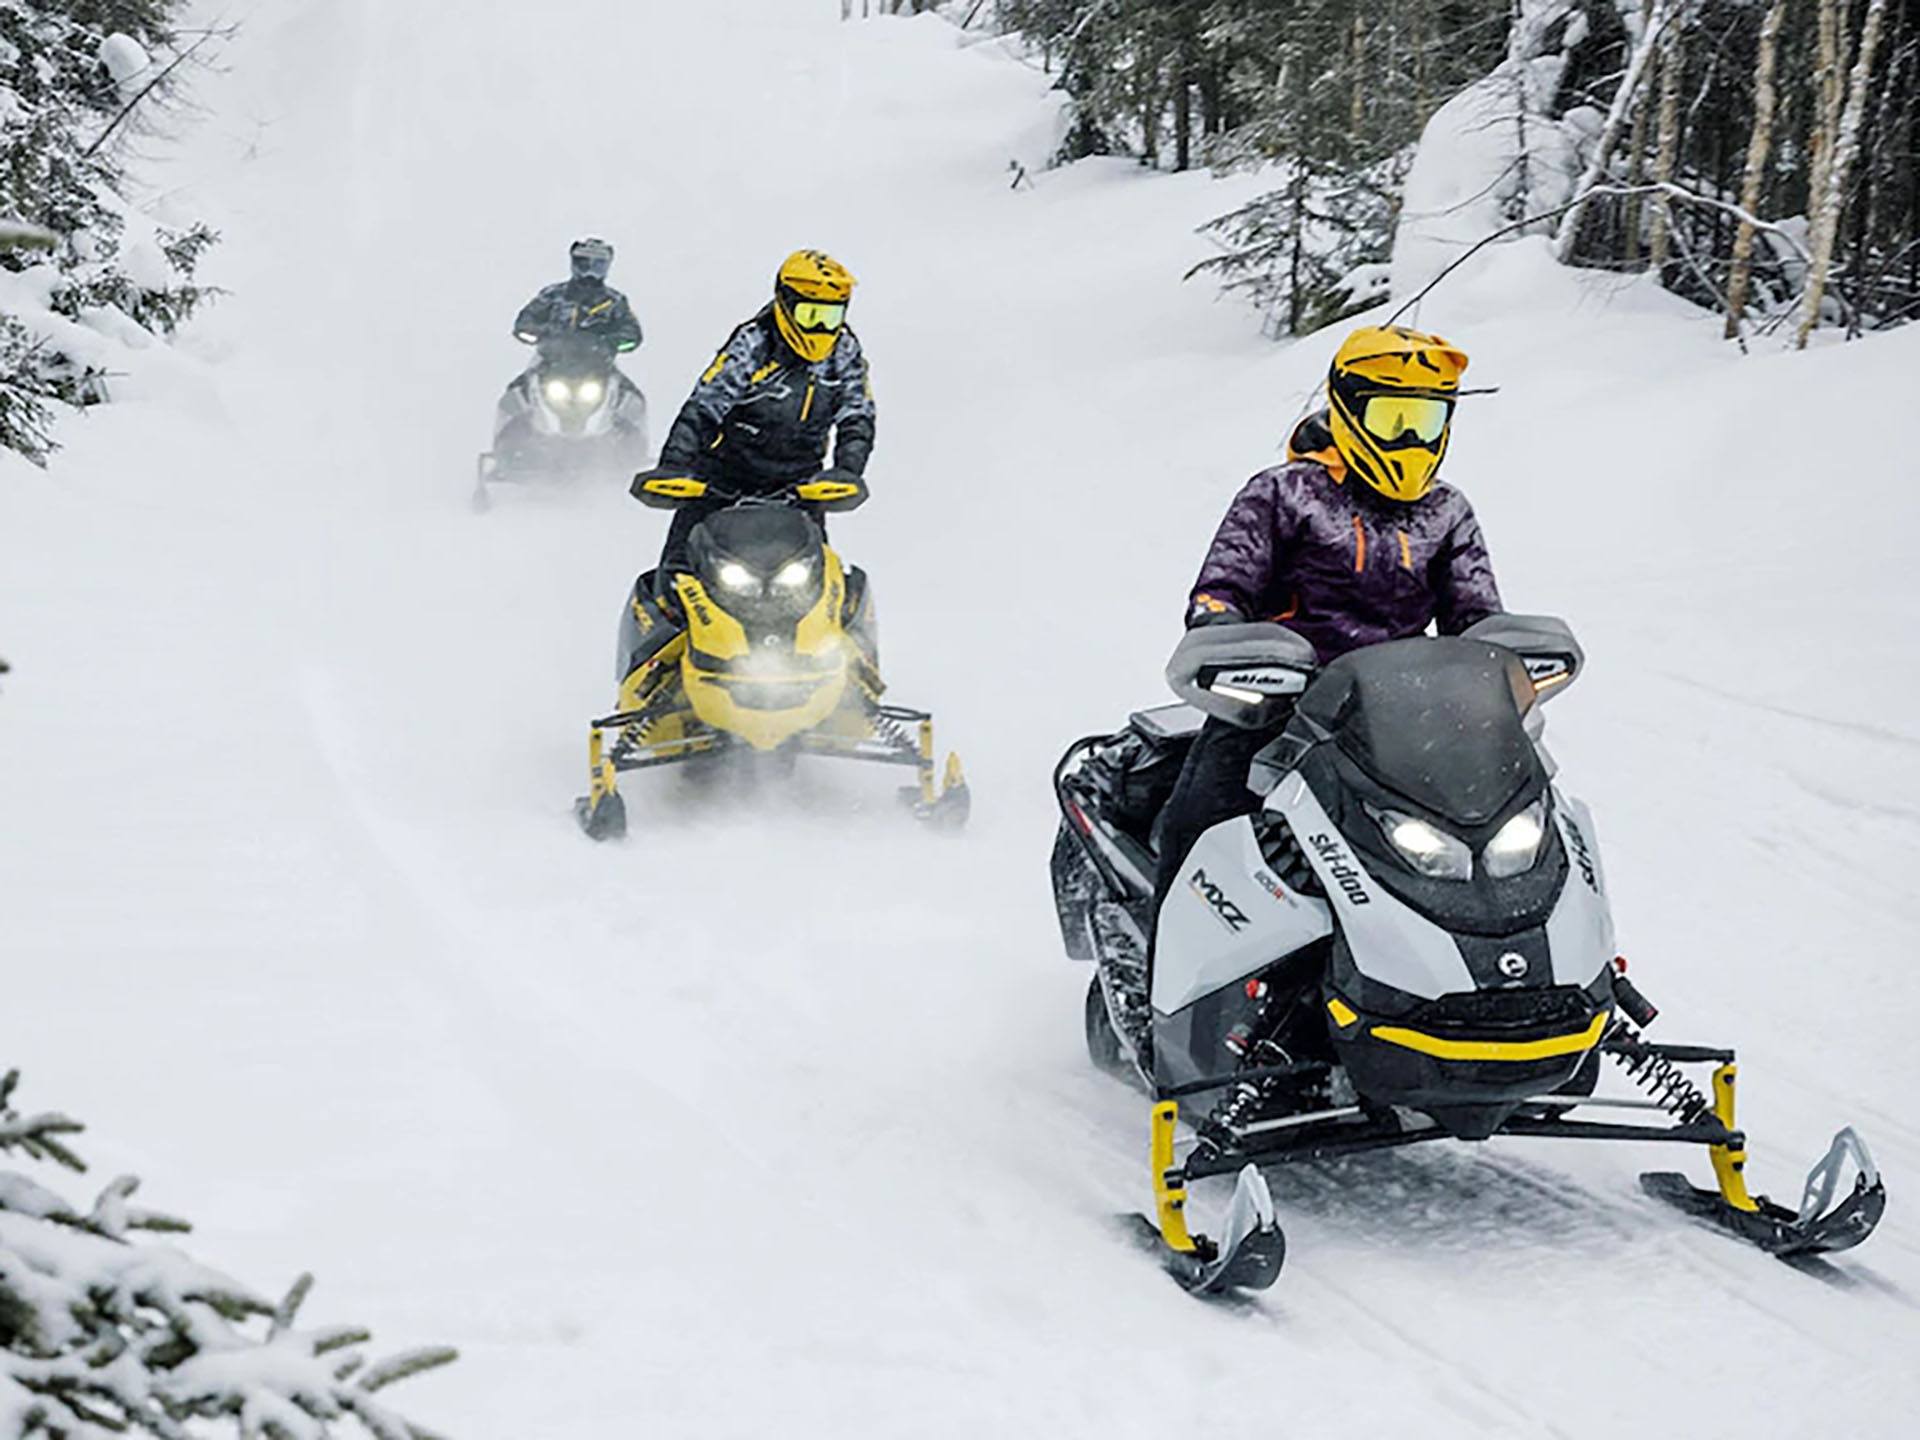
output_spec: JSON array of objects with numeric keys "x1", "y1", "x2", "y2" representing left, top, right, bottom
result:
[
  {"x1": 1483, "y1": 800, "x2": 1548, "y2": 879},
  {"x1": 715, "y1": 561, "x2": 759, "y2": 594},
  {"x1": 544, "y1": 379, "x2": 572, "y2": 406},
  {"x1": 1370, "y1": 807, "x2": 1473, "y2": 881},
  {"x1": 576, "y1": 378, "x2": 605, "y2": 406},
  {"x1": 772, "y1": 560, "x2": 812, "y2": 589}
]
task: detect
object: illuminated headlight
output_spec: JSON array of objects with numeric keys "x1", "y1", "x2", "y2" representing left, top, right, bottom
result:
[
  {"x1": 576, "y1": 378, "x2": 605, "y2": 406},
  {"x1": 772, "y1": 559, "x2": 812, "y2": 589},
  {"x1": 715, "y1": 561, "x2": 759, "y2": 594},
  {"x1": 544, "y1": 379, "x2": 572, "y2": 406},
  {"x1": 1483, "y1": 800, "x2": 1548, "y2": 879},
  {"x1": 1370, "y1": 807, "x2": 1473, "y2": 881}
]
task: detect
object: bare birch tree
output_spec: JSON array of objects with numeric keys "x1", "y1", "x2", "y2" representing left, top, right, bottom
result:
[
  {"x1": 1797, "y1": 0, "x2": 1890, "y2": 345},
  {"x1": 1724, "y1": 0, "x2": 1788, "y2": 337},
  {"x1": 1647, "y1": 1, "x2": 1688, "y2": 275},
  {"x1": 1554, "y1": 0, "x2": 1674, "y2": 263}
]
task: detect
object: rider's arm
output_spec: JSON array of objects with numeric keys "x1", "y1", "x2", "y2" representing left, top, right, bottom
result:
[
  {"x1": 1432, "y1": 500, "x2": 1504, "y2": 633},
  {"x1": 828, "y1": 332, "x2": 875, "y2": 477},
  {"x1": 512, "y1": 290, "x2": 554, "y2": 343},
  {"x1": 604, "y1": 294, "x2": 642, "y2": 352},
  {"x1": 1186, "y1": 471, "x2": 1289, "y2": 627},
  {"x1": 577, "y1": 292, "x2": 641, "y2": 352},
  {"x1": 657, "y1": 324, "x2": 760, "y2": 470}
]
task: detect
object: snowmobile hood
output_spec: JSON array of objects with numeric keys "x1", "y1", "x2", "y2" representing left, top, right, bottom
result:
[{"x1": 1295, "y1": 636, "x2": 1541, "y2": 827}]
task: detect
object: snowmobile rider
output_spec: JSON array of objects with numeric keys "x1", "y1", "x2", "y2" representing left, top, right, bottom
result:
[
  {"x1": 631, "y1": 249, "x2": 874, "y2": 580},
  {"x1": 513, "y1": 236, "x2": 642, "y2": 356},
  {"x1": 1153, "y1": 324, "x2": 1505, "y2": 918}
]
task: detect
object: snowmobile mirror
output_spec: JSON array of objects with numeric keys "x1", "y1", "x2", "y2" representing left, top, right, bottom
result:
[
  {"x1": 633, "y1": 475, "x2": 709, "y2": 507},
  {"x1": 794, "y1": 477, "x2": 868, "y2": 511},
  {"x1": 1462, "y1": 614, "x2": 1585, "y2": 704},
  {"x1": 1165, "y1": 623, "x2": 1318, "y2": 731}
]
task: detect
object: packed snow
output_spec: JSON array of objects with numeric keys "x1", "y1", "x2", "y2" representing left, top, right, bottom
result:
[{"x1": 3, "y1": 3, "x2": 1917, "y2": 1437}]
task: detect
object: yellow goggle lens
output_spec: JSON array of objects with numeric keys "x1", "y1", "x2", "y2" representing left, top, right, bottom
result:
[
  {"x1": 790, "y1": 300, "x2": 846, "y2": 332},
  {"x1": 1361, "y1": 394, "x2": 1451, "y2": 446}
]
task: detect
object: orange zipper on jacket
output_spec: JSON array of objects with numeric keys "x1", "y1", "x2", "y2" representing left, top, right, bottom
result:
[{"x1": 1352, "y1": 514, "x2": 1367, "y2": 572}]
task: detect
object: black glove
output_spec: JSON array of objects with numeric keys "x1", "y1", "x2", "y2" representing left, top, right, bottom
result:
[{"x1": 812, "y1": 466, "x2": 866, "y2": 487}]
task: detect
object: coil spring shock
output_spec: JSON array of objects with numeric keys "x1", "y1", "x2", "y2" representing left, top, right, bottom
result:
[
  {"x1": 1607, "y1": 1025, "x2": 1712, "y2": 1123},
  {"x1": 869, "y1": 708, "x2": 913, "y2": 751},
  {"x1": 1199, "y1": 982, "x2": 1297, "y2": 1144}
]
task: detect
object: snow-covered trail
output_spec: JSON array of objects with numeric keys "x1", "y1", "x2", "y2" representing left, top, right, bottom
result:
[{"x1": 4, "y1": 3, "x2": 1918, "y2": 1436}]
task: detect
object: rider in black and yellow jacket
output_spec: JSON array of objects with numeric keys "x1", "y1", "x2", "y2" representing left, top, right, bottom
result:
[{"x1": 636, "y1": 250, "x2": 875, "y2": 577}]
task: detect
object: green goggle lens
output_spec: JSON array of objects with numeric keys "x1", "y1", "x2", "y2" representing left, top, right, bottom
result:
[
  {"x1": 790, "y1": 300, "x2": 847, "y2": 332},
  {"x1": 1361, "y1": 394, "x2": 1452, "y2": 446}
]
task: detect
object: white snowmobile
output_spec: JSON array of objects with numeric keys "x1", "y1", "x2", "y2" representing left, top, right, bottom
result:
[
  {"x1": 474, "y1": 333, "x2": 649, "y2": 509},
  {"x1": 1050, "y1": 616, "x2": 1885, "y2": 1296}
]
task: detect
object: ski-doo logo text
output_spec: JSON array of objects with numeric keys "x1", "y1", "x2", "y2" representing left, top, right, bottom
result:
[
  {"x1": 1188, "y1": 869, "x2": 1251, "y2": 933},
  {"x1": 1561, "y1": 815, "x2": 1599, "y2": 892},
  {"x1": 1308, "y1": 834, "x2": 1373, "y2": 906}
]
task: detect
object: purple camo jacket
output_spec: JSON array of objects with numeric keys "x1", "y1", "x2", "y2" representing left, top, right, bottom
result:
[{"x1": 1188, "y1": 417, "x2": 1502, "y2": 661}]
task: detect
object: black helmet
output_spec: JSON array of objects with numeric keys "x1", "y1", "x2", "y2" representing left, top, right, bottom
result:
[{"x1": 570, "y1": 236, "x2": 613, "y2": 283}]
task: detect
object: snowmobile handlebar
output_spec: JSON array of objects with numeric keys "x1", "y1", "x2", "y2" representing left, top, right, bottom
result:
[
  {"x1": 1165, "y1": 622, "x2": 1318, "y2": 731},
  {"x1": 1461, "y1": 613, "x2": 1585, "y2": 702},
  {"x1": 629, "y1": 470, "x2": 870, "y2": 513}
]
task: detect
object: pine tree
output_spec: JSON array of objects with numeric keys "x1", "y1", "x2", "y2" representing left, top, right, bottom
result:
[
  {"x1": 0, "y1": 1069, "x2": 457, "y2": 1440},
  {"x1": 0, "y1": 1, "x2": 218, "y2": 464}
]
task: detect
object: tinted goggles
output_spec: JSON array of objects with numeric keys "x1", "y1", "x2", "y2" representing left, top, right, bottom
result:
[
  {"x1": 789, "y1": 299, "x2": 847, "y2": 333},
  {"x1": 1358, "y1": 393, "x2": 1452, "y2": 449}
]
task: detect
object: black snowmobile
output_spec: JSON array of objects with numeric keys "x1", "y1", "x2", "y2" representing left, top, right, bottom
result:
[
  {"x1": 1050, "y1": 616, "x2": 1886, "y2": 1296},
  {"x1": 475, "y1": 333, "x2": 649, "y2": 508}
]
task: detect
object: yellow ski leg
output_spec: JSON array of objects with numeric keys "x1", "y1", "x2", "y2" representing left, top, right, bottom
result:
[
  {"x1": 587, "y1": 728, "x2": 619, "y2": 806},
  {"x1": 1151, "y1": 1101, "x2": 1199, "y2": 1254},
  {"x1": 916, "y1": 716, "x2": 937, "y2": 807},
  {"x1": 942, "y1": 751, "x2": 965, "y2": 796},
  {"x1": 1708, "y1": 1063, "x2": 1760, "y2": 1213}
]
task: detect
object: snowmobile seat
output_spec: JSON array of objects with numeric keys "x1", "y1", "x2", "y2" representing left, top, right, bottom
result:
[
  {"x1": 1074, "y1": 706, "x2": 1203, "y2": 853},
  {"x1": 1129, "y1": 703, "x2": 1205, "y2": 744}
]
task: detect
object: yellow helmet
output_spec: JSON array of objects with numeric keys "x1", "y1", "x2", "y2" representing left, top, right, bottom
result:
[
  {"x1": 1326, "y1": 324, "x2": 1470, "y2": 502},
  {"x1": 774, "y1": 249, "x2": 856, "y2": 363}
]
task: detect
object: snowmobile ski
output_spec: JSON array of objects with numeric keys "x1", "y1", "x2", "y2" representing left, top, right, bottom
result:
[
  {"x1": 1129, "y1": 1101, "x2": 1285, "y2": 1296},
  {"x1": 1640, "y1": 1066, "x2": 1884, "y2": 1259}
]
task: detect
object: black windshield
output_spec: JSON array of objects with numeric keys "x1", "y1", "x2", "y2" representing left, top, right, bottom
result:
[{"x1": 1297, "y1": 637, "x2": 1539, "y2": 826}]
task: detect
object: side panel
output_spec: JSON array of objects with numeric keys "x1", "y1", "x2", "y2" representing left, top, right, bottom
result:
[
  {"x1": 1546, "y1": 791, "x2": 1616, "y2": 987},
  {"x1": 1272, "y1": 774, "x2": 1475, "y2": 1001},
  {"x1": 1151, "y1": 815, "x2": 1333, "y2": 1014}
]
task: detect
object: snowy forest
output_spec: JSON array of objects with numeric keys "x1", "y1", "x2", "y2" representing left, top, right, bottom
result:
[
  {"x1": 977, "y1": 0, "x2": 1920, "y2": 341},
  {"x1": 4, "y1": 0, "x2": 1919, "y2": 1435}
]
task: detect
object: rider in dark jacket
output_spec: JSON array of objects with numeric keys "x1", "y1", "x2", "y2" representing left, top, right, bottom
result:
[
  {"x1": 515, "y1": 237, "x2": 642, "y2": 355},
  {"x1": 638, "y1": 250, "x2": 873, "y2": 576},
  {"x1": 1154, "y1": 325, "x2": 1504, "y2": 914}
]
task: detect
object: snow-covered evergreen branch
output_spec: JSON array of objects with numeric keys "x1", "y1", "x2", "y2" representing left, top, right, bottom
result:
[{"x1": 0, "y1": 1070, "x2": 458, "y2": 1440}]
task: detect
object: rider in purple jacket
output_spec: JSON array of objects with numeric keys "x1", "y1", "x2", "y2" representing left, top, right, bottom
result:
[{"x1": 1154, "y1": 324, "x2": 1504, "y2": 912}]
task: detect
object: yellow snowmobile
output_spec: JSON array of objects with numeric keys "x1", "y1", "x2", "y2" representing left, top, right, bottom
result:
[{"x1": 573, "y1": 473, "x2": 968, "y2": 839}]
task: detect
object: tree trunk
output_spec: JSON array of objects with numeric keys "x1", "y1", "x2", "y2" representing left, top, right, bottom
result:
[
  {"x1": 1806, "y1": 0, "x2": 1845, "y2": 220},
  {"x1": 1648, "y1": 4, "x2": 1688, "y2": 277},
  {"x1": 1623, "y1": 0, "x2": 1657, "y2": 261},
  {"x1": 1350, "y1": 12, "x2": 1367, "y2": 138},
  {"x1": 1725, "y1": 0, "x2": 1788, "y2": 337},
  {"x1": 1554, "y1": 0, "x2": 1673, "y2": 263},
  {"x1": 1797, "y1": 0, "x2": 1890, "y2": 345}
]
